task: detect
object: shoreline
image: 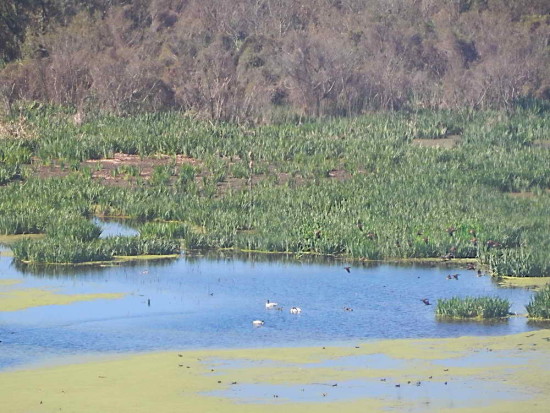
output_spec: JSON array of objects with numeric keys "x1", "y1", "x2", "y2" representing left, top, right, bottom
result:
[{"x1": 1, "y1": 329, "x2": 549, "y2": 412}]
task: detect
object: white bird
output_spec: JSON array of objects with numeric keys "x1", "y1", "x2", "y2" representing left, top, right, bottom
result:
[
  {"x1": 265, "y1": 300, "x2": 278, "y2": 309},
  {"x1": 252, "y1": 320, "x2": 265, "y2": 327},
  {"x1": 290, "y1": 307, "x2": 302, "y2": 314}
]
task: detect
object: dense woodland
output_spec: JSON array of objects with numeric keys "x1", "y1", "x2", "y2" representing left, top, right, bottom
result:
[{"x1": 1, "y1": 0, "x2": 549, "y2": 121}]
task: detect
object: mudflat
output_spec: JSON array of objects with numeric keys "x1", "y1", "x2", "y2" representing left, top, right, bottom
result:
[{"x1": 1, "y1": 329, "x2": 549, "y2": 412}]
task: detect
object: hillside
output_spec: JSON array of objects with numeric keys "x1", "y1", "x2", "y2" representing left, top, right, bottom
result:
[{"x1": 1, "y1": 0, "x2": 549, "y2": 121}]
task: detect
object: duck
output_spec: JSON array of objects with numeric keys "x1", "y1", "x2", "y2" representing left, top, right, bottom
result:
[
  {"x1": 265, "y1": 300, "x2": 278, "y2": 309},
  {"x1": 252, "y1": 320, "x2": 265, "y2": 327},
  {"x1": 290, "y1": 307, "x2": 302, "y2": 314},
  {"x1": 421, "y1": 298, "x2": 431, "y2": 306}
]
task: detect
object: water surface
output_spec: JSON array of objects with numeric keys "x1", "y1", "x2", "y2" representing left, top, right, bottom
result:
[{"x1": 0, "y1": 223, "x2": 541, "y2": 371}]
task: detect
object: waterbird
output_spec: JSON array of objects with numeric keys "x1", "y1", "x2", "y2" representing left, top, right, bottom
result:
[
  {"x1": 421, "y1": 298, "x2": 431, "y2": 305},
  {"x1": 265, "y1": 300, "x2": 278, "y2": 309},
  {"x1": 446, "y1": 275, "x2": 453, "y2": 280},
  {"x1": 343, "y1": 307, "x2": 354, "y2": 312},
  {"x1": 290, "y1": 306, "x2": 302, "y2": 314},
  {"x1": 252, "y1": 320, "x2": 265, "y2": 326},
  {"x1": 344, "y1": 266, "x2": 351, "y2": 273},
  {"x1": 452, "y1": 274, "x2": 459, "y2": 280}
]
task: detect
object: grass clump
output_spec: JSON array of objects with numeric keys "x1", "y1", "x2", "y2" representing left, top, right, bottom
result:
[
  {"x1": 12, "y1": 236, "x2": 180, "y2": 264},
  {"x1": 11, "y1": 238, "x2": 110, "y2": 263},
  {"x1": 436, "y1": 296, "x2": 511, "y2": 319},
  {"x1": 526, "y1": 285, "x2": 550, "y2": 320}
]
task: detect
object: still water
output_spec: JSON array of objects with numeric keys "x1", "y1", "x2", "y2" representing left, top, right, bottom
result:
[{"x1": 0, "y1": 223, "x2": 541, "y2": 371}]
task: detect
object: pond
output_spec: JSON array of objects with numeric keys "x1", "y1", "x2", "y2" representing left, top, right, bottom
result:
[{"x1": 0, "y1": 223, "x2": 541, "y2": 371}]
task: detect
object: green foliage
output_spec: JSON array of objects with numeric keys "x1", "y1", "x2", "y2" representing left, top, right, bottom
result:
[
  {"x1": 139, "y1": 222, "x2": 189, "y2": 239},
  {"x1": 0, "y1": 107, "x2": 548, "y2": 275},
  {"x1": 11, "y1": 237, "x2": 110, "y2": 263},
  {"x1": 46, "y1": 216, "x2": 102, "y2": 241},
  {"x1": 12, "y1": 235, "x2": 180, "y2": 263},
  {"x1": 526, "y1": 285, "x2": 550, "y2": 320},
  {"x1": 436, "y1": 297, "x2": 511, "y2": 319}
]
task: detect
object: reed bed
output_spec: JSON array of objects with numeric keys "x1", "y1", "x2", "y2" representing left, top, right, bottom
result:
[
  {"x1": 12, "y1": 236, "x2": 180, "y2": 264},
  {"x1": 0, "y1": 105, "x2": 548, "y2": 273},
  {"x1": 436, "y1": 297, "x2": 511, "y2": 319},
  {"x1": 526, "y1": 285, "x2": 550, "y2": 320}
]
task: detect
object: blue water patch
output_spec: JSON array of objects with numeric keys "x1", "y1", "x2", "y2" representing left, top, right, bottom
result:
[
  {"x1": 0, "y1": 251, "x2": 541, "y2": 371},
  {"x1": 206, "y1": 377, "x2": 529, "y2": 409},
  {"x1": 305, "y1": 353, "x2": 405, "y2": 370},
  {"x1": 93, "y1": 218, "x2": 139, "y2": 238}
]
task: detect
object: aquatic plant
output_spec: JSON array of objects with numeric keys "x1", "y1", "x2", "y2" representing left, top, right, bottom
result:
[
  {"x1": 436, "y1": 297, "x2": 511, "y2": 319},
  {"x1": 526, "y1": 285, "x2": 550, "y2": 320},
  {"x1": 0, "y1": 107, "x2": 547, "y2": 272},
  {"x1": 11, "y1": 238, "x2": 110, "y2": 263}
]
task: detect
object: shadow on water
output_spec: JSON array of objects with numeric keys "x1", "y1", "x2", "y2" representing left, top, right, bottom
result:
[
  {"x1": 13, "y1": 256, "x2": 179, "y2": 278},
  {"x1": 0, "y1": 220, "x2": 545, "y2": 370}
]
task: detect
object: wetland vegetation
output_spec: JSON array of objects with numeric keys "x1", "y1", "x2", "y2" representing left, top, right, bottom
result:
[
  {"x1": 0, "y1": 104, "x2": 548, "y2": 278},
  {"x1": 435, "y1": 296, "x2": 511, "y2": 319},
  {"x1": 526, "y1": 285, "x2": 550, "y2": 320}
]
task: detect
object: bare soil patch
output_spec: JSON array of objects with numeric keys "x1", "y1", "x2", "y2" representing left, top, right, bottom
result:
[
  {"x1": 533, "y1": 140, "x2": 550, "y2": 149},
  {"x1": 412, "y1": 136, "x2": 461, "y2": 149},
  {"x1": 34, "y1": 153, "x2": 201, "y2": 187}
]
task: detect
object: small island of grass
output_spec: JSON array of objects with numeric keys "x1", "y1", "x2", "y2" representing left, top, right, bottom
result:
[
  {"x1": 526, "y1": 285, "x2": 550, "y2": 320},
  {"x1": 436, "y1": 297, "x2": 511, "y2": 320}
]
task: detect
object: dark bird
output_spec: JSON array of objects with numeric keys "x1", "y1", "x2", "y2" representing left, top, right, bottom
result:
[
  {"x1": 421, "y1": 298, "x2": 431, "y2": 305},
  {"x1": 477, "y1": 270, "x2": 483, "y2": 277},
  {"x1": 452, "y1": 274, "x2": 459, "y2": 280},
  {"x1": 344, "y1": 266, "x2": 351, "y2": 273},
  {"x1": 446, "y1": 275, "x2": 453, "y2": 280},
  {"x1": 147, "y1": 299, "x2": 151, "y2": 306}
]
